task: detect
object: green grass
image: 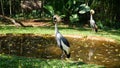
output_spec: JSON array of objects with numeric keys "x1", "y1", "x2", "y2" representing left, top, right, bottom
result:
[
  {"x1": 0, "y1": 26, "x2": 120, "y2": 42},
  {"x1": 0, "y1": 54, "x2": 104, "y2": 68}
]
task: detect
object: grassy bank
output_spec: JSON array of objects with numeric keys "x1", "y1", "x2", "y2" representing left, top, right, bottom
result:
[
  {"x1": 0, "y1": 54, "x2": 104, "y2": 68},
  {"x1": 0, "y1": 26, "x2": 120, "y2": 42}
]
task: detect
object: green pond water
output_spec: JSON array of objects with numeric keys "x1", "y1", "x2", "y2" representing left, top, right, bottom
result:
[{"x1": 0, "y1": 34, "x2": 120, "y2": 68}]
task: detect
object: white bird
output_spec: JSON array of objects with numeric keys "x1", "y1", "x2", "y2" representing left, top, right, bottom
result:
[
  {"x1": 90, "y1": 9, "x2": 98, "y2": 32},
  {"x1": 53, "y1": 15, "x2": 70, "y2": 58}
]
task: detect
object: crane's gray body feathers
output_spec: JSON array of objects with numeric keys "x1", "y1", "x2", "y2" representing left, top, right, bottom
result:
[
  {"x1": 90, "y1": 14, "x2": 98, "y2": 32},
  {"x1": 90, "y1": 19, "x2": 96, "y2": 28},
  {"x1": 55, "y1": 23, "x2": 70, "y2": 58}
]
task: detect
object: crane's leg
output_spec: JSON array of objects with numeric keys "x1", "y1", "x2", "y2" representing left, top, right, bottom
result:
[{"x1": 61, "y1": 51, "x2": 64, "y2": 59}]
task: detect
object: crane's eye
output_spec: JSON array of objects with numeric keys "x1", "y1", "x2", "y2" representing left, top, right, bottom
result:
[{"x1": 53, "y1": 17, "x2": 57, "y2": 22}]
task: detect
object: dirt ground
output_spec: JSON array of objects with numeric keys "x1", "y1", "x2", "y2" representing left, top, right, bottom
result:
[
  {"x1": 21, "y1": 19, "x2": 52, "y2": 27},
  {"x1": 0, "y1": 34, "x2": 119, "y2": 68}
]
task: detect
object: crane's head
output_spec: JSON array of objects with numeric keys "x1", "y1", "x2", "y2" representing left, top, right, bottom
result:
[
  {"x1": 53, "y1": 15, "x2": 61, "y2": 24},
  {"x1": 53, "y1": 15, "x2": 57, "y2": 24},
  {"x1": 90, "y1": 9, "x2": 95, "y2": 14}
]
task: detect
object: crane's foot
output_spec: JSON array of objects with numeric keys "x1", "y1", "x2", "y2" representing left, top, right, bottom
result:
[
  {"x1": 61, "y1": 52, "x2": 65, "y2": 60},
  {"x1": 65, "y1": 58, "x2": 72, "y2": 62}
]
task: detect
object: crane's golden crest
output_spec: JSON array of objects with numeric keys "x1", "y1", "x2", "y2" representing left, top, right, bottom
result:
[{"x1": 90, "y1": 9, "x2": 95, "y2": 14}]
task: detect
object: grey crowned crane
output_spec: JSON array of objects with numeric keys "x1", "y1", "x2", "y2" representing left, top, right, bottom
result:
[
  {"x1": 90, "y1": 9, "x2": 98, "y2": 32},
  {"x1": 53, "y1": 15, "x2": 70, "y2": 58}
]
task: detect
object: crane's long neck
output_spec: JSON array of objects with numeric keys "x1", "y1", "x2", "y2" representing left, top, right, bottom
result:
[
  {"x1": 90, "y1": 14, "x2": 93, "y2": 20},
  {"x1": 55, "y1": 23, "x2": 59, "y2": 35}
]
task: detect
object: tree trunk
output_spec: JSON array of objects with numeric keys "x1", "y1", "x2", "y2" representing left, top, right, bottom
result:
[
  {"x1": 9, "y1": 0, "x2": 12, "y2": 15},
  {"x1": 85, "y1": 0, "x2": 89, "y2": 6},
  {"x1": 0, "y1": 15, "x2": 25, "y2": 27},
  {"x1": 1, "y1": 0, "x2": 4, "y2": 15}
]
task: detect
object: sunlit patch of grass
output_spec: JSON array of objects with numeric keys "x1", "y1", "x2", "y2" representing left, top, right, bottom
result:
[
  {"x1": 0, "y1": 26, "x2": 120, "y2": 42},
  {"x1": 0, "y1": 26, "x2": 54, "y2": 34},
  {"x1": 0, "y1": 54, "x2": 105, "y2": 68}
]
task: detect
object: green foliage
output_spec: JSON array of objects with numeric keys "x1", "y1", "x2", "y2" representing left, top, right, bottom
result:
[
  {"x1": 97, "y1": 20, "x2": 104, "y2": 29},
  {"x1": 96, "y1": 19, "x2": 120, "y2": 29},
  {"x1": 70, "y1": 14, "x2": 79, "y2": 23},
  {"x1": 0, "y1": 0, "x2": 120, "y2": 28},
  {"x1": 79, "y1": 4, "x2": 90, "y2": 14},
  {"x1": 44, "y1": 0, "x2": 90, "y2": 24},
  {"x1": 43, "y1": 5, "x2": 54, "y2": 16}
]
